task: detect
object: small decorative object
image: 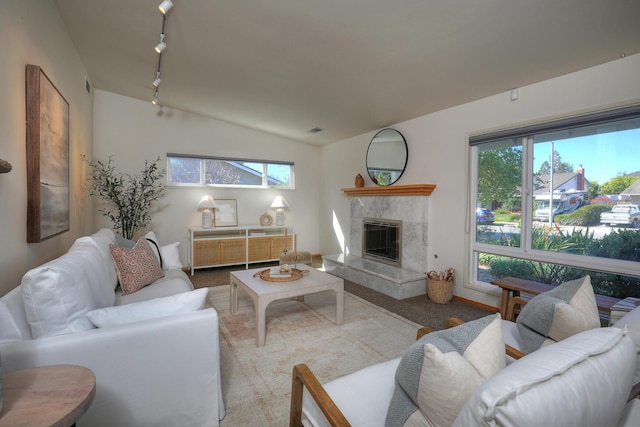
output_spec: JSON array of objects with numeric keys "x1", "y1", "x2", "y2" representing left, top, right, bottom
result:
[
  {"x1": 271, "y1": 196, "x2": 289, "y2": 226},
  {"x1": 253, "y1": 267, "x2": 309, "y2": 282},
  {"x1": 259, "y1": 212, "x2": 273, "y2": 226},
  {"x1": 0, "y1": 159, "x2": 11, "y2": 173},
  {"x1": 197, "y1": 195, "x2": 216, "y2": 228},
  {"x1": 88, "y1": 156, "x2": 165, "y2": 239},
  {"x1": 355, "y1": 173, "x2": 365, "y2": 187},
  {"x1": 213, "y1": 199, "x2": 238, "y2": 227},
  {"x1": 426, "y1": 268, "x2": 455, "y2": 304}
]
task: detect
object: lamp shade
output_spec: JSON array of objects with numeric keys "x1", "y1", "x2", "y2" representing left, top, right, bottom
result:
[
  {"x1": 197, "y1": 195, "x2": 216, "y2": 209},
  {"x1": 270, "y1": 196, "x2": 289, "y2": 209},
  {"x1": 158, "y1": 0, "x2": 173, "y2": 14}
]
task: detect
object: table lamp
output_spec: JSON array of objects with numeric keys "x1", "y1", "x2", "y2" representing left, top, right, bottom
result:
[
  {"x1": 197, "y1": 195, "x2": 216, "y2": 228},
  {"x1": 271, "y1": 196, "x2": 289, "y2": 226}
]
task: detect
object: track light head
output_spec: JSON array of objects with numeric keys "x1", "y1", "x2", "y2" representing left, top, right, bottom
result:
[
  {"x1": 152, "y1": 96, "x2": 159, "y2": 105},
  {"x1": 153, "y1": 77, "x2": 162, "y2": 87},
  {"x1": 155, "y1": 41, "x2": 166, "y2": 53},
  {"x1": 158, "y1": 0, "x2": 173, "y2": 15}
]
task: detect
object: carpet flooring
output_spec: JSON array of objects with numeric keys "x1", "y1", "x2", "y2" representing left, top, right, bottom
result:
[
  {"x1": 207, "y1": 284, "x2": 421, "y2": 426},
  {"x1": 190, "y1": 262, "x2": 494, "y2": 330}
]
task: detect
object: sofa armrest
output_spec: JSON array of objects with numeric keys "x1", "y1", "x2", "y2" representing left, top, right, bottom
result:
[
  {"x1": 290, "y1": 363, "x2": 351, "y2": 427},
  {"x1": 0, "y1": 308, "x2": 224, "y2": 427}
]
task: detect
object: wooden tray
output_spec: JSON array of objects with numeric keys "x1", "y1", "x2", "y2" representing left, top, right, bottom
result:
[{"x1": 253, "y1": 267, "x2": 309, "y2": 282}]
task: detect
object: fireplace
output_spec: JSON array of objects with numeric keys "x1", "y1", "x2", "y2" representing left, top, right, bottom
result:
[{"x1": 362, "y1": 218, "x2": 402, "y2": 267}]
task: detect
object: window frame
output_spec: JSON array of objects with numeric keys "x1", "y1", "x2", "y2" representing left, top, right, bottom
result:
[
  {"x1": 468, "y1": 105, "x2": 640, "y2": 290},
  {"x1": 166, "y1": 153, "x2": 295, "y2": 189}
]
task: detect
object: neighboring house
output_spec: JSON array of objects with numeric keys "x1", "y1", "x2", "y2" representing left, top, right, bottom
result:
[
  {"x1": 622, "y1": 177, "x2": 640, "y2": 205},
  {"x1": 533, "y1": 166, "x2": 590, "y2": 200}
]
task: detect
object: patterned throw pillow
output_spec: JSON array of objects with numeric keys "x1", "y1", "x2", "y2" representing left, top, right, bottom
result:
[
  {"x1": 110, "y1": 238, "x2": 164, "y2": 295},
  {"x1": 386, "y1": 313, "x2": 505, "y2": 427}
]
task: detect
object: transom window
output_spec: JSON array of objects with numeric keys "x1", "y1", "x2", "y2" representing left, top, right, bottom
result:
[
  {"x1": 470, "y1": 105, "x2": 640, "y2": 298},
  {"x1": 167, "y1": 154, "x2": 294, "y2": 189}
]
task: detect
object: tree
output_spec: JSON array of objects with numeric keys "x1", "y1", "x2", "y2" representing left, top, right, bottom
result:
[
  {"x1": 537, "y1": 150, "x2": 574, "y2": 174},
  {"x1": 88, "y1": 157, "x2": 166, "y2": 239},
  {"x1": 601, "y1": 175, "x2": 639, "y2": 194},
  {"x1": 478, "y1": 147, "x2": 522, "y2": 208}
]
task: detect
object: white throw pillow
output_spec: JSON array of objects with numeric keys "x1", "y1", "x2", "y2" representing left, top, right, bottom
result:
[
  {"x1": 86, "y1": 288, "x2": 208, "y2": 328},
  {"x1": 516, "y1": 275, "x2": 599, "y2": 353},
  {"x1": 144, "y1": 231, "x2": 182, "y2": 270},
  {"x1": 386, "y1": 313, "x2": 505, "y2": 427},
  {"x1": 160, "y1": 241, "x2": 182, "y2": 269},
  {"x1": 453, "y1": 327, "x2": 636, "y2": 427}
]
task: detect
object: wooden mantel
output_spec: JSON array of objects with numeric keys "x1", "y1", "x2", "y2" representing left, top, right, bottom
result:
[{"x1": 341, "y1": 183, "x2": 436, "y2": 196}]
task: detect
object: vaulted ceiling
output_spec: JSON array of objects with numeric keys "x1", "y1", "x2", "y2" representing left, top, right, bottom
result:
[{"x1": 53, "y1": 0, "x2": 640, "y2": 145}]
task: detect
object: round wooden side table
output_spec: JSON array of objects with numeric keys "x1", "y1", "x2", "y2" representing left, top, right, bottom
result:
[{"x1": 0, "y1": 364, "x2": 96, "y2": 427}]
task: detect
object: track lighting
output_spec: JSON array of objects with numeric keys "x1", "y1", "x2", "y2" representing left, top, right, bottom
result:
[
  {"x1": 155, "y1": 39, "x2": 166, "y2": 54},
  {"x1": 151, "y1": 5, "x2": 172, "y2": 105},
  {"x1": 158, "y1": 0, "x2": 173, "y2": 15}
]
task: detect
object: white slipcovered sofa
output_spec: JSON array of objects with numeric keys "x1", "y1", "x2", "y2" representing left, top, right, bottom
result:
[
  {"x1": 0, "y1": 229, "x2": 225, "y2": 426},
  {"x1": 292, "y1": 313, "x2": 640, "y2": 427}
]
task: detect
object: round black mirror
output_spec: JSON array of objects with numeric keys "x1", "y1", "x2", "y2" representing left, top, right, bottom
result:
[{"x1": 366, "y1": 128, "x2": 408, "y2": 186}]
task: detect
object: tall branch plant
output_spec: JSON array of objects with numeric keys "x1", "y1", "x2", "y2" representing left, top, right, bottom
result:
[{"x1": 88, "y1": 156, "x2": 166, "y2": 240}]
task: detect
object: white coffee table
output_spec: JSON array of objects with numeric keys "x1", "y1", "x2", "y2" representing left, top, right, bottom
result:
[{"x1": 230, "y1": 265, "x2": 344, "y2": 347}]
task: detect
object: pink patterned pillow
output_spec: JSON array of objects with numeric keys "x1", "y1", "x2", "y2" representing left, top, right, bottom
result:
[{"x1": 110, "y1": 238, "x2": 164, "y2": 295}]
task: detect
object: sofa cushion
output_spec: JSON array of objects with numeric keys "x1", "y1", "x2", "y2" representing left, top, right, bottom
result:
[
  {"x1": 516, "y1": 275, "x2": 599, "y2": 354},
  {"x1": 453, "y1": 327, "x2": 636, "y2": 427},
  {"x1": 22, "y1": 237, "x2": 117, "y2": 338},
  {"x1": 114, "y1": 269, "x2": 194, "y2": 305},
  {"x1": 110, "y1": 238, "x2": 165, "y2": 295},
  {"x1": 86, "y1": 288, "x2": 208, "y2": 327},
  {"x1": 386, "y1": 313, "x2": 505, "y2": 427}
]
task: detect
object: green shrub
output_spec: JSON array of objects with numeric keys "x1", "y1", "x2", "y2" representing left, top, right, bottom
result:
[
  {"x1": 555, "y1": 204, "x2": 610, "y2": 226},
  {"x1": 588, "y1": 229, "x2": 640, "y2": 262},
  {"x1": 494, "y1": 208, "x2": 510, "y2": 214}
]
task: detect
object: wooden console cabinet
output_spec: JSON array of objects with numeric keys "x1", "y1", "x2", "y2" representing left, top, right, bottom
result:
[{"x1": 188, "y1": 226, "x2": 294, "y2": 274}]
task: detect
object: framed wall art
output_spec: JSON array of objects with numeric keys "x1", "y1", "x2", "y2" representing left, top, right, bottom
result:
[
  {"x1": 26, "y1": 64, "x2": 70, "y2": 242},
  {"x1": 214, "y1": 199, "x2": 238, "y2": 227}
]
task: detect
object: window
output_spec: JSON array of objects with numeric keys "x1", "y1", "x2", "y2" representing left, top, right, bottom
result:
[
  {"x1": 470, "y1": 105, "x2": 640, "y2": 298},
  {"x1": 167, "y1": 154, "x2": 294, "y2": 189}
]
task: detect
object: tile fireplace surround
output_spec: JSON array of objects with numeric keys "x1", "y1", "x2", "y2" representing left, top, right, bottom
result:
[{"x1": 324, "y1": 184, "x2": 435, "y2": 299}]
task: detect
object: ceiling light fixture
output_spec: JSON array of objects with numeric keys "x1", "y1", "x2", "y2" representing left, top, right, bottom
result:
[
  {"x1": 158, "y1": 0, "x2": 173, "y2": 15},
  {"x1": 151, "y1": 4, "x2": 171, "y2": 105},
  {"x1": 155, "y1": 34, "x2": 166, "y2": 54}
]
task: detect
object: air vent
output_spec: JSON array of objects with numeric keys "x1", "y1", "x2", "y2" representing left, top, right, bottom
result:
[{"x1": 307, "y1": 127, "x2": 323, "y2": 134}]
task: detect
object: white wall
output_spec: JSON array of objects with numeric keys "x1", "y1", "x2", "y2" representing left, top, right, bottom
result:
[
  {"x1": 321, "y1": 54, "x2": 640, "y2": 308},
  {"x1": 92, "y1": 90, "x2": 322, "y2": 265},
  {"x1": 0, "y1": 0, "x2": 94, "y2": 295}
]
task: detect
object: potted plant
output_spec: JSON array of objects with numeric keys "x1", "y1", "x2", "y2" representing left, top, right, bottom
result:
[{"x1": 87, "y1": 156, "x2": 165, "y2": 240}]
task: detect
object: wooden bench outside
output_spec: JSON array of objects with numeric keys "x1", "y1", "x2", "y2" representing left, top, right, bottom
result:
[{"x1": 491, "y1": 276, "x2": 621, "y2": 322}]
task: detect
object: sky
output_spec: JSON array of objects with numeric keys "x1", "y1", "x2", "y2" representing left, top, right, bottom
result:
[{"x1": 533, "y1": 128, "x2": 640, "y2": 184}]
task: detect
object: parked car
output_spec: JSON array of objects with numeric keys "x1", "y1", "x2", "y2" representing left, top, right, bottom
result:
[
  {"x1": 476, "y1": 208, "x2": 494, "y2": 223},
  {"x1": 600, "y1": 204, "x2": 640, "y2": 228}
]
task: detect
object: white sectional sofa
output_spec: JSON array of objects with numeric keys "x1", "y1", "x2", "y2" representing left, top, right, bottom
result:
[{"x1": 0, "y1": 229, "x2": 225, "y2": 426}]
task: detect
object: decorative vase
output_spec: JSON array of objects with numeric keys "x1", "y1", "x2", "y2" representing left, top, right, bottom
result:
[{"x1": 355, "y1": 173, "x2": 365, "y2": 187}]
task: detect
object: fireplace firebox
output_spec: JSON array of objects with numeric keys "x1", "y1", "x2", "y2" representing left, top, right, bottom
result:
[{"x1": 362, "y1": 218, "x2": 402, "y2": 267}]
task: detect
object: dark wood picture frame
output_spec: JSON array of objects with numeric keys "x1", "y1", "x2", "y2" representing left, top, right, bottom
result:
[{"x1": 26, "y1": 64, "x2": 70, "y2": 242}]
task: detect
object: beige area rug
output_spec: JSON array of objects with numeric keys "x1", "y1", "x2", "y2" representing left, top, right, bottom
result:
[{"x1": 206, "y1": 285, "x2": 421, "y2": 426}]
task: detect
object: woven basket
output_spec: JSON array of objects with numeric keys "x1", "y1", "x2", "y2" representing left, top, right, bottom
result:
[{"x1": 427, "y1": 279, "x2": 454, "y2": 304}]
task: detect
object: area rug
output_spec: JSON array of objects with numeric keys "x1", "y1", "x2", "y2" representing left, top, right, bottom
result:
[{"x1": 206, "y1": 285, "x2": 421, "y2": 426}]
